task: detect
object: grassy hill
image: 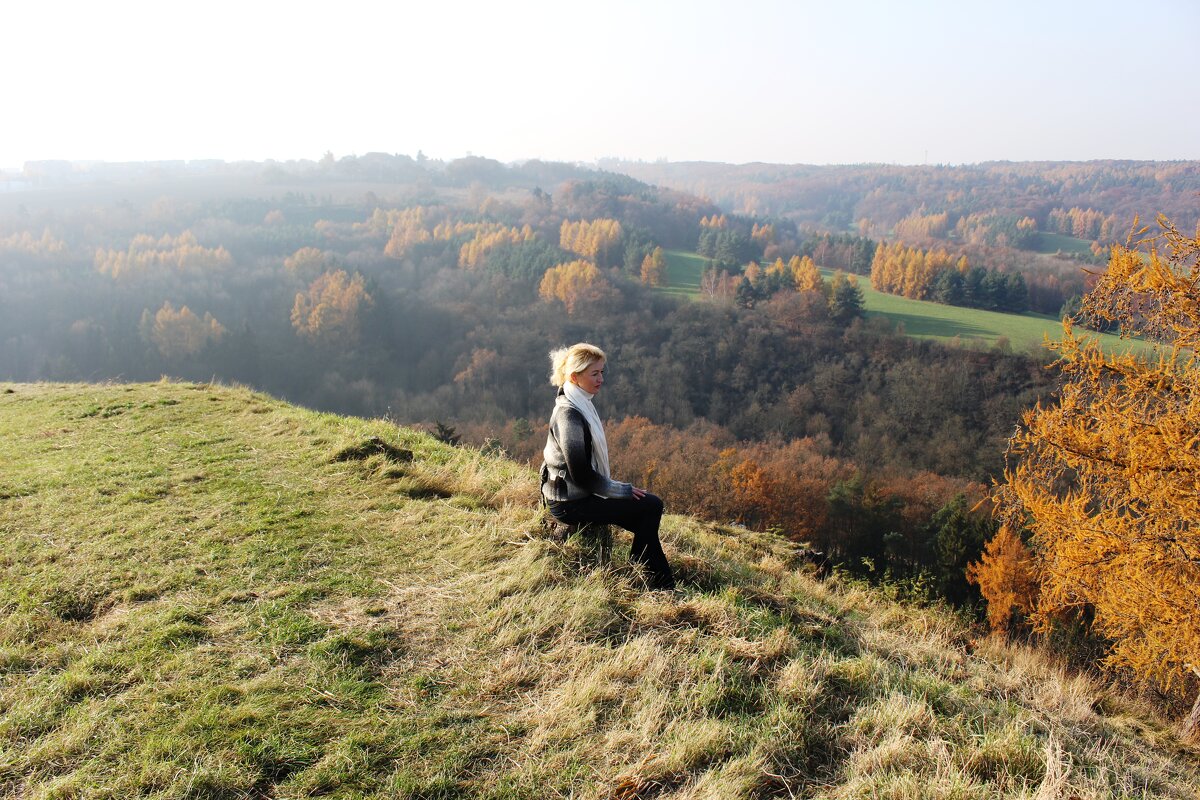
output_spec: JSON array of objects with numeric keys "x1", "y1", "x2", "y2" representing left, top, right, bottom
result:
[
  {"x1": 1, "y1": 381, "x2": 1197, "y2": 799},
  {"x1": 656, "y1": 251, "x2": 1145, "y2": 356}
]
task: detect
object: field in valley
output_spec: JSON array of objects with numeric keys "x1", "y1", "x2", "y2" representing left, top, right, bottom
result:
[{"x1": 658, "y1": 250, "x2": 1147, "y2": 356}]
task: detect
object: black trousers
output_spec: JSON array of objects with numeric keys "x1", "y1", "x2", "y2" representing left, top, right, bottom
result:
[{"x1": 547, "y1": 493, "x2": 675, "y2": 589}]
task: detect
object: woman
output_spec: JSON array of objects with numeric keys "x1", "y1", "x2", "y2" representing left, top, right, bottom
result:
[{"x1": 540, "y1": 342, "x2": 676, "y2": 590}]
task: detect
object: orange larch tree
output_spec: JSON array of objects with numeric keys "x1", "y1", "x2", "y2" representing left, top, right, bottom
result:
[
  {"x1": 559, "y1": 219, "x2": 622, "y2": 263},
  {"x1": 640, "y1": 246, "x2": 667, "y2": 286},
  {"x1": 291, "y1": 270, "x2": 374, "y2": 348},
  {"x1": 140, "y1": 301, "x2": 226, "y2": 359},
  {"x1": 791, "y1": 255, "x2": 825, "y2": 294},
  {"x1": 283, "y1": 247, "x2": 330, "y2": 279},
  {"x1": 992, "y1": 215, "x2": 1200, "y2": 737},
  {"x1": 538, "y1": 260, "x2": 602, "y2": 314},
  {"x1": 965, "y1": 525, "x2": 1039, "y2": 633}
]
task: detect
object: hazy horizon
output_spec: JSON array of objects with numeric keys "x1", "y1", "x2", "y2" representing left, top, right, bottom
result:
[{"x1": 6, "y1": 0, "x2": 1199, "y2": 170}]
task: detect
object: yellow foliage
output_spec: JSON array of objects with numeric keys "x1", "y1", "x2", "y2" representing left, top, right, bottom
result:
[
  {"x1": 383, "y1": 208, "x2": 433, "y2": 258},
  {"x1": 538, "y1": 260, "x2": 602, "y2": 314},
  {"x1": 751, "y1": 222, "x2": 775, "y2": 246},
  {"x1": 966, "y1": 525, "x2": 1039, "y2": 633},
  {"x1": 283, "y1": 247, "x2": 329, "y2": 277},
  {"x1": 95, "y1": 231, "x2": 232, "y2": 280},
  {"x1": 743, "y1": 261, "x2": 761, "y2": 285},
  {"x1": 894, "y1": 210, "x2": 949, "y2": 241},
  {"x1": 870, "y1": 240, "x2": 958, "y2": 301},
  {"x1": 459, "y1": 224, "x2": 535, "y2": 269},
  {"x1": 140, "y1": 301, "x2": 226, "y2": 359},
  {"x1": 560, "y1": 219, "x2": 622, "y2": 261},
  {"x1": 291, "y1": 270, "x2": 373, "y2": 347},
  {"x1": 640, "y1": 247, "x2": 667, "y2": 287},
  {"x1": 1047, "y1": 206, "x2": 1117, "y2": 242},
  {"x1": 0, "y1": 229, "x2": 67, "y2": 258},
  {"x1": 791, "y1": 255, "x2": 824, "y2": 293},
  {"x1": 993, "y1": 215, "x2": 1200, "y2": 693},
  {"x1": 379, "y1": 206, "x2": 536, "y2": 265},
  {"x1": 355, "y1": 208, "x2": 394, "y2": 236}
]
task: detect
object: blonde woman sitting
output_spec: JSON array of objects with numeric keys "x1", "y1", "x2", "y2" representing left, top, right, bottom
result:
[{"x1": 539, "y1": 342, "x2": 675, "y2": 590}]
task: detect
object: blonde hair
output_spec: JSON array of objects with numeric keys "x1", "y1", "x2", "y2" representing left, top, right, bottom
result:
[{"x1": 549, "y1": 342, "x2": 606, "y2": 387}]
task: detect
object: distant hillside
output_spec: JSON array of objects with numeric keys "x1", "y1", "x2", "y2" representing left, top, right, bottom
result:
[
  {"x1": 604, "y1": 159, "x2": 1200, "y2": 234},
  {"x1": 1, "y1": 382, "x2": 1197, "y2": 798}
]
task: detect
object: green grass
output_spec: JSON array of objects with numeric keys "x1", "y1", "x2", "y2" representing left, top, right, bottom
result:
[
  {"x1": 846, "y1": 273, "x2": 1149, "y2": 356},
  {"x1": 1029, "y1": 232, "x2": 1095, "y2": 256},
  {"x1": 659, "y1": 249, "x2": 709, "y2": 298},
  {"x1": 1, "y1": 381, "x2": 1197, "y2": 798}
]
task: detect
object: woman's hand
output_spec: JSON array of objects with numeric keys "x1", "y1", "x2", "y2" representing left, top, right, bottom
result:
[{"x1": 632, "y1": 486, "x2": 647, "y2": 499}]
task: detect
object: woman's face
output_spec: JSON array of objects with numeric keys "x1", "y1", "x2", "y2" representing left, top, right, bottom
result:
[{"x1": 571, "y1": 358, "x2": 605, "y2": 395}]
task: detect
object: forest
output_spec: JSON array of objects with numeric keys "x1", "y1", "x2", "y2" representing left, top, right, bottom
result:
[{"x1": 2, "y1": 152, "x2": 1198, "y2": 719}]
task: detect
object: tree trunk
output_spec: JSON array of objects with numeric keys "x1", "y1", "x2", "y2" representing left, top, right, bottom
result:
[{"x1": 1183, "y1": 690, "x2": 1200, "y2": 742}]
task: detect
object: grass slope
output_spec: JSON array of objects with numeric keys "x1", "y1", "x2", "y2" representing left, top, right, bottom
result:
[
  {"x1": 840, "y1": 272, "x2": 1150, "y2": 355},
  {"x1": 1, "y1": 382, "x2": 1197, "y2": 799},
  {"x1": 851, "y1": 281, "x2": 1145, "y2": 355}
]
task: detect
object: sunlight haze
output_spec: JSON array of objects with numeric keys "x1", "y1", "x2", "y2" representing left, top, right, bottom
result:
[{"x1": 5, "y1": 0, "x2": 1199, "y2": 168}]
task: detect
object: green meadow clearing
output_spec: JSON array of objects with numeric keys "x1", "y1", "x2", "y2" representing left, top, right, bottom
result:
[
  {"x1": 849, "y1": 278, "x2": 1145, "y2": 355},
  {"x1": 658, "y1": 250, "x2": 1147, "y2": 356},
  {"x1": 1030, "y1": 232, "x2": 1095, "y2": 256},
  {"x1": 660, "y1": 249, "x2": 709, "y2": 298}
]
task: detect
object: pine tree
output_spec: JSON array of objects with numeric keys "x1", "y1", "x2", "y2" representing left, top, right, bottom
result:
[{"x1": 828, "y1": 272, "x2": 865, "y2": 325}]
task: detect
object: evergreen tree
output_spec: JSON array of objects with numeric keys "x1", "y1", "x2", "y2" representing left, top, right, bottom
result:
[
  {"x1": 828, "y1": 272, "x2": 865, "y2": 325},
  {"x1": 932, "y1": 269, "x2": 965, "y2": 306},
  {"x1": 734, "y1": 277, "x2": 759, "y2": 309}
]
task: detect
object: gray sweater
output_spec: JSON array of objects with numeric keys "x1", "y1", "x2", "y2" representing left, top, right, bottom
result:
[{"x1": 540, "y1": 393, "x2": 634, "y2": 502}]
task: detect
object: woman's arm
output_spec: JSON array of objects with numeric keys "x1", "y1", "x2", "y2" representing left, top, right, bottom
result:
[{"x1": 551, "y1": 407, "x2": 634, "y2": 499}]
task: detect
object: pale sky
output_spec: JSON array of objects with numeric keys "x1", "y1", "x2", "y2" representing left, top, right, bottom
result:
[{"x1": 5, "y1": 0, "x2": 1199, "y2": 169}]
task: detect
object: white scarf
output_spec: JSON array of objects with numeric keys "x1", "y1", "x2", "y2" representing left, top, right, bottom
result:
[{"x1": 563, "y1": 381, "x2": 611, "y2": 479}]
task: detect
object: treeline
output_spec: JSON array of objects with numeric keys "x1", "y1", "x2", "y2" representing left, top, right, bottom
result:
[
  {"x1": 697, "y1": 205, "x2": 1076, "y2": 317},
  {"x1": 727, "y1": 258, "x2": 866, "y2": 326},
  {"x1": 608, "y1": 159, "x2": 1200, "y2": 237},
  {"x1": 870, "y1": 241, "x2": 1029, "y2": 312},
  {"x1": 1045, "y1": 206, "x2": 1118, "y2": 241}
]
